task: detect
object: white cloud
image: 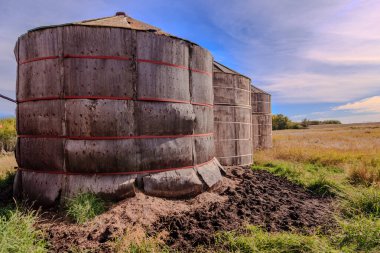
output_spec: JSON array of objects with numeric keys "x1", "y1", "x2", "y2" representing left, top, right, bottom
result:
[
  {"x1": 264, "y1": 73, "x2": 380, "y2": 103},
  {"x1": 318, "y1": 113, "x2": 380, "y2": 124},
  {"x1": 333, "y1": 96, "x2": 380, "y2": 113},
  {"x1": 303, "y1": 1, "x2": 380, "y2": 65}
]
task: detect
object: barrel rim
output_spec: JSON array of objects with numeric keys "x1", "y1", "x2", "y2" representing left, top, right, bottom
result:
[{"x1": 19, "y1": 20, "x2": 207, "y2": 51}]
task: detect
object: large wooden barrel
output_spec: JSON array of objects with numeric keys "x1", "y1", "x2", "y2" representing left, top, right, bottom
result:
[
  {"x1": 251, "y1": 85, "x2": 272, "y2": 149},
  {"x1": 14, "y1": 13, "x2": 223, "y2": 205},
  {"x1": 213, "y1": 62, "x2": 253, "y2": 166}
]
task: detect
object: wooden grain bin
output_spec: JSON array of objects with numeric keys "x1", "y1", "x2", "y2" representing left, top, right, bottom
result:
[
  {"x1": 213, "y1": 62, "x2": 253, "y2": 166},
  {"x1": 251, "y1": 85, "x2": 272, "y2": 149},
  {"x1": 13, "y1": 13, "x2": 223, "y2": 205}
]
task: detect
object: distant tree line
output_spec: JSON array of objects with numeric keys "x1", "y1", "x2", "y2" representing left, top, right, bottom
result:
[
  {"x1": 301, "y1": 119, "x2": 341, "y2": 127},
  {"x1": 272, "y1": 114, "x2": 341, "y2": 130}
]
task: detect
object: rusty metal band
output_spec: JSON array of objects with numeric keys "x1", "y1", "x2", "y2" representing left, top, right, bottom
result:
[
  {"x1": 18, "y1": 132, "x2": 213, "y2": 140},
  {"x1": 18, "y1": 158, "x2": 215, "y2": 176},
  {"x1": 18, "y1": 55, "x2": 211, "y2": 76},
  {"x1": 17, "y1": 96, "x2": 213, "y2": 107},
  {"x1": 214, "y1": 104, "x2": 251, "y2": 109},
  {"x1": 17, "y1": 96, "x2": 133, "y2": 103},
  {"x1": 216, "y1": 138, "x2": 251, "y2": 141},
  {"x1": 217, "y1": 154, "x2": 252, "y2": 159},
  {"x1": 214, "y1": 121, "x2": 251, "y2": 125},
  {"x1": 19, "y1": 56, "x2": 59, "y2": 64}
]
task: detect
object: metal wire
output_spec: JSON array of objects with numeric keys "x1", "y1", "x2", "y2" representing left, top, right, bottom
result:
[{"x1": 0, "y1": 93, "x2": 16, "y2": 103}]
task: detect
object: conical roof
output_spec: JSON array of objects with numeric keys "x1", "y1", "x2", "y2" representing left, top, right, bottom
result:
[
  {"x1": 213, "y1": 62, "x2": 270, "y2": 95},
  {"x1": 213, "y1": 61, "x2": 251, "y2": 80},
  {"x1": 29, "y1": 12, "x2": 170, "y2": 36},
  {"x1": 251, "y1": 84, "x2": 270, "y2": 95}
]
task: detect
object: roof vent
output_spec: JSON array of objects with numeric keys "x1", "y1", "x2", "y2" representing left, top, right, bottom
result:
[{"x1": 116, "y1": 12, "x2": 126, "y2": 16}]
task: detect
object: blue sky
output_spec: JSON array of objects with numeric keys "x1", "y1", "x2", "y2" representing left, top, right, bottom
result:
[{"x1": 0, "y1": 0, "x2": 379, "y2": 123}]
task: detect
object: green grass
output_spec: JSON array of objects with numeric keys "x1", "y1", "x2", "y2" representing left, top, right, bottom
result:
[
  {"x1": 343, "y1": 187, "x2": 380, "y2": 218},
  {"x1": 216, "y1": 218, "x2": 380, "y2": 253},
  {"x1": 334, "y1": 216, "x2": 380, "y2": 252},
  {"x1": 250, "y1": 150, "x2": 380, "y2": 253},
  {"x1": 126, "y1": 242, "x2": 170, "y2": 253},
  {"x1": 306, "y1": 177, "x2": 340, "y2": 197},
  {"x1": 215, "y1": 225, "x2": 337, "y2": 253},
  {"x1": 252, "y1": 161, "x2": 342, "y2": 197},
  {"x1": 65, "y1": 193, "x2": 106, "y2": 224},
  {"x1": 0, "y1": 208, "x2": 47, "y2": 253}
]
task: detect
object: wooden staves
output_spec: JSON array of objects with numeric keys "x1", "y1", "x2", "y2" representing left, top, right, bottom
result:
[
  {"x1": 14, "y1": 14, "x2": 223, "y2": 204},
  {"x1": 251, "y1": 86, "x2": 272, "y2": 149},
  {"x1": 213, "y1": 62, "x2": 253, "y2": 166}
]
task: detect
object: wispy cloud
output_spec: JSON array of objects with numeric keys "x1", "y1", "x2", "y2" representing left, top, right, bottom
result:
[
  {"x1": 1, "y1": 0, "x2": 380, "y2": 123},
  {"x1": 203, "y1": 0, "x2": 380, "y2": 107},
  {"x1": 264, "y1": 72, "x2": 380, "y2": 103},
  {"x1": 333, "y1": 96, "x2": 380, "y2": 113},
  {"x1": 318, "y1": 113, "x2": 380, "y2": 124},
  {"x1": 303, "y1": 1, "x2": 380, "y2": 65}
]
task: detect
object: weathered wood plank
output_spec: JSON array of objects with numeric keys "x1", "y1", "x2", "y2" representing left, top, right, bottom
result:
[
  {"x1": 18, "y1": 138, "x2": 64, "y2": 170},
  {"x1": 136, "y1": 31, "x2": 190, "y2": 101},
  {"x1": 65, "y1": 100, "x2": 135, "y2": 137},
  {"x1": 63, "y1": 26, "x2": 135, "y2": 98},
  {"x1": 18, "y1": 100, "x2": 64, "y2": 135},
  {"x1": 251, "y1": 86, "x2": 272, "y2": 149},
  {"x1": 190, "y1": 45, "x2": 213, "y2": 105},
  {"x1": 213, "y1": 70, "x2": 252, "y2": 166}
]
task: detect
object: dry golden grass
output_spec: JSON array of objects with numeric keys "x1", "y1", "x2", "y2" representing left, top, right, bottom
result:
[
  {"x1": 114, "y1": 225, "x2": 169, "y2": 253},
  {"x1": 0, "y1": 154, "x2": 17, "y2": 178},
  {"x1": 255, "y1": 123, "x2": 380, "y2": 186}
]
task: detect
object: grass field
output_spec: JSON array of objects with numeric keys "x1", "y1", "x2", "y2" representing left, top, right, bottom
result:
[
  {"x1": 256, "y1": 123, "x2": 380, "y2": 187},
  {"x1": 1, "y1": 122, "x2": 380, "y2": 252},
  {"x1": 245, "y1": 123, "x2": 380, "y2": 253}
]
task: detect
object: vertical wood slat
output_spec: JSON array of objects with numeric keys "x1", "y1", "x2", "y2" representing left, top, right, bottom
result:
[
  {"x1": 251, "y1": 86, "x2": 272, "y2": 149},
  {"x1": 213, "y1": 70, "x2": 253, "y2": 166},
  {"x1": 16, "y1": 26, "x2": 215, "y2": 173}
]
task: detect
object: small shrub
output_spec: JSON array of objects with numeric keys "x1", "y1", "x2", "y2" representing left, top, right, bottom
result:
[
  {"x1": 307, "y1": 177, "x2": 339, "y2": 197},
  {"x1": 0, "y1": 208, "x2": 47, "y2": 252},
  {"x1": 0, "y1": 118, "x2": 16, "y2": 152},
  {"x1": 344, "y1": 187, "x2": 380, "y2": 217},
  {"x1": 272, "y1": 114, "x2": 304, "y2": 130},
  {"x1": 66, "y1": 193, "x2": 106, "y2": 224},
  {"x1": 215, "y1": 226, "x2": 336, "y2": 253},
  {"x1": 0, "y1": 171, "x2": 15, "y2": 190},
  {"x1": 348, "y1": 166, "x2": 380, "y2": 186}
]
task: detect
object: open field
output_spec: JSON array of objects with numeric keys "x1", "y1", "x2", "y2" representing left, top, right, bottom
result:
[
  {"x1": 256, "y1": 122, "x2": 380, "y2": 186},
  {"x1": 0, "y1": 122, "x2": 380, "y2": 252}
]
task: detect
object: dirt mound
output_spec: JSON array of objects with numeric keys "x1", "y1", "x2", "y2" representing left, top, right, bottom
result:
[
  {"x1": 32, "y1": 167, "x2": 333, "y2": 252},
  {"x1": 152, "y1": 167, "x2": 334, "y2": 251},
  {"x1": 37, "y1": 183, "x2": 229, "y2": 252}
]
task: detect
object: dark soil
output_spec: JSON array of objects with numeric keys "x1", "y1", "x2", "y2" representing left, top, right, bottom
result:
[
  {"x1": 152, "y1": 166, "x2": 334, "y2": 251},
  {"x1": 0, "y1": 181, "x2": 13, "y2": 208}
]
